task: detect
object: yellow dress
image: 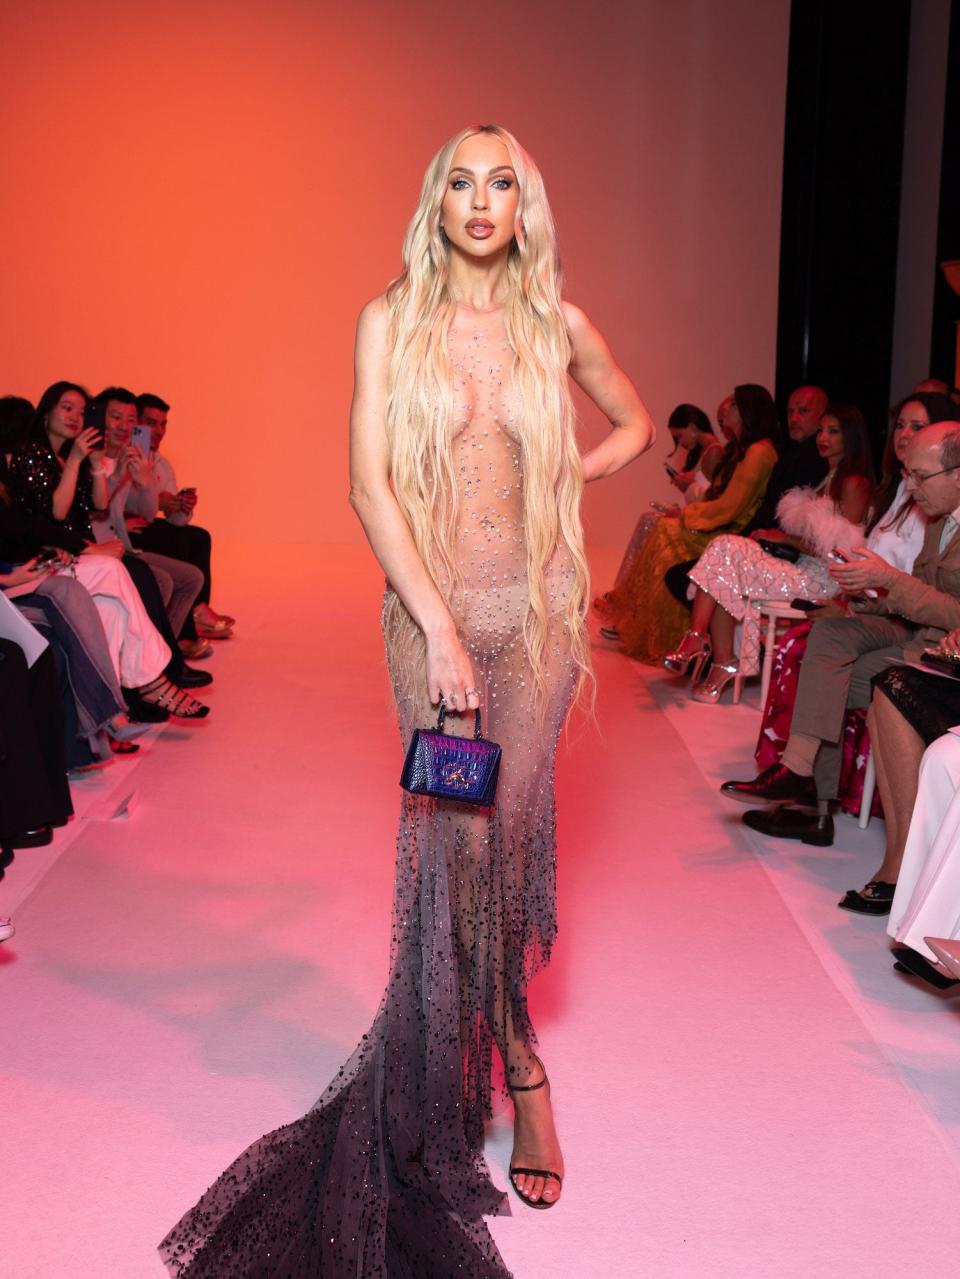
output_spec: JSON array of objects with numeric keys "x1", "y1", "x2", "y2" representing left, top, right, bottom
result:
[{"x1": 608, "y1": 439, "x2": 777, "y2": 663}]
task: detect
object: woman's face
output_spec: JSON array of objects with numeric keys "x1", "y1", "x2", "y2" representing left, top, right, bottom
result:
[
  {"x1": 892, "y1": 400, "x2": 930, "y2": 463},
  {"x1": 678, "y1": 423, "x2": 699, "y2": 450},
  {"x1": 816, "y1": 413, "x2": 845, "y2": 465},
  {"x1": 45, "y1": 390, "x2": 86, "y2": 444},
  {"x1": 440, "y1": 133, "x2": 520, "y2": 262},
  {"x1": 719, "y1": 395, "x2": 742, "y2": 442}
]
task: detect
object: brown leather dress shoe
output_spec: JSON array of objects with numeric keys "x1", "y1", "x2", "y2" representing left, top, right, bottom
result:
[{"x1": 720, "y1": 763, "x2": 817, "y2": 806}]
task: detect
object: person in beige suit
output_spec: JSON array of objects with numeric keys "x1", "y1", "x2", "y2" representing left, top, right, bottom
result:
[{"x1": 720, "y1": 421, "x2": 960, "y2": 858}]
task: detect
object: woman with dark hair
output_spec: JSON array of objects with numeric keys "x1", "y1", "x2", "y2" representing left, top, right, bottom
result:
[
  {"x1": 864, "y1": 392, "x2": 954, "y2": 563},
  {"x1": 600, "y1": 383, "x2": 780, "y2": 662},
  {"x1": 10, "y1": 383, "x2": 208, "y2": 719},
  {"x1": 671, "y1": 402, "x2": 874, "y2": 701},
  {"x1": 665, "y1": 402, "x2": 723, "y2": 501},
  {"x1": 593, "y1": 402, "x2": 719, "y2": 613}
]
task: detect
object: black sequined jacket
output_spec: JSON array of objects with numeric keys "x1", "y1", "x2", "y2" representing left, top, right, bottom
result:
[{"x1": 10, "y1": 438, "x2": 97, "y2": 542}]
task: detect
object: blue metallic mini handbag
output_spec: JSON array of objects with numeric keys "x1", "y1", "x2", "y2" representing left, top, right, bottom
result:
[{"x1": 400, "y1": 703, "x2": 501, "y2": 806}]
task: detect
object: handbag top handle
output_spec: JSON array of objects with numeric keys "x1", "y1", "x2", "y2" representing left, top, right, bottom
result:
[{"x1": 436, "y1": 701, "x2": 483, "y2": 739}]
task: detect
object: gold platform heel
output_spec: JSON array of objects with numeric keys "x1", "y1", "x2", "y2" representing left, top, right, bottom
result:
[{"x1": 663, "y1": 630, "x2": 711, "y2": 682}]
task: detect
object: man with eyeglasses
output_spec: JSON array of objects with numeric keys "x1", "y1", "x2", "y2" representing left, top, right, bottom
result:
[{"x1": 719, "y1": 421, "x2": 960, "y2": 851}]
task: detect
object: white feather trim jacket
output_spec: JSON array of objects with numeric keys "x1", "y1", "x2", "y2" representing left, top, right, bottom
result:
[{"x1": 775, "y1": 485, "x2": 864, "y2": 559}]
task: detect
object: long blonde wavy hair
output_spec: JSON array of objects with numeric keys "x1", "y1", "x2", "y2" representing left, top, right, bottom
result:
[{"x1": 383, "y1": 124, "x2": 592, "y2": 712}]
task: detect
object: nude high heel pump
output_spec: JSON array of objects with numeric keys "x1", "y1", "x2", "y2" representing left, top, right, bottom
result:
[
  {"x1": 663, "y1": 630, "x2": 711, "y2": 682},
  {"x1": 692, "y1": 660, "x2": 740, "y2": 704}
]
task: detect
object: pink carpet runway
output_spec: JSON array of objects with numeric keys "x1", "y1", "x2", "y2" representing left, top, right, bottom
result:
[{"x1": 4, "y1": 545, "x2": 960, "y2": 1278}]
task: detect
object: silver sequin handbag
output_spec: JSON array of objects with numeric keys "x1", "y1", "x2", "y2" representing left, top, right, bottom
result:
[{"x1": 400, "y1": 702, "x2": 501, "y2": 806}]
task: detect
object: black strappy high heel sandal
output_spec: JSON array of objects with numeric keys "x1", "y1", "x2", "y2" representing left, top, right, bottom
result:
[
  {"x1": 507, "y1": 1055, "x2": 563, "y2": 1210},
  {"x1": 134, "y1": 676, "x2": 210, "y2": 720}
]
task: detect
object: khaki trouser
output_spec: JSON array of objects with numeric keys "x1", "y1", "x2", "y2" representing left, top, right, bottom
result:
[{"x1": 791, "y1": 614, "x2": 914, "y2": 800}]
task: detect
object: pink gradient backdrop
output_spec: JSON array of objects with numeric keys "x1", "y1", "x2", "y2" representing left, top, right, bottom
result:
[{"x1": 0, "y1": 0, "x2": 789, "y2": 545}]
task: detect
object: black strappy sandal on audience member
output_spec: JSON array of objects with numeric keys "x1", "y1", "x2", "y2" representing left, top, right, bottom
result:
[
  {"x1": 507, "y1": 1055, "x2": 563, "y2": 1210},
  {"x1": 131, "y1": 676, "x2": 210, "y2": 720}
]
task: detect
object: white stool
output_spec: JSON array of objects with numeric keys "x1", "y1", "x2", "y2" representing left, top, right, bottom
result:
[{"x1": 756, "y1": 601, "x2": 810, "y2": 712}]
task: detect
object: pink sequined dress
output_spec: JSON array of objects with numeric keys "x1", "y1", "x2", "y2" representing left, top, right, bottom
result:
[
  {"x1": 688, "y1": 485, "x2": 864, "y2": 677},
  {"x1": 159, "y1": 305, "x2": 578, "y2": 1277}
]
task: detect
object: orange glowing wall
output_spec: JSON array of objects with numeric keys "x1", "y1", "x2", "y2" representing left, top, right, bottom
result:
[{"x1": 0, "y1": 0, "x2": 790, "y2": 545}]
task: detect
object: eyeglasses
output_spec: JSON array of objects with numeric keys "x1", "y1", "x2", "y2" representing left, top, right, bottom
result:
[{"x1": 904, "y1": 464, "x2": 960, "y2": 485}]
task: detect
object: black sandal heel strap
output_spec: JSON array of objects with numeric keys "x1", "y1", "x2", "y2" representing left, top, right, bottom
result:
[
  {"x1": 507, "y1": 1075, "x2": 547, "y2": 1093},
  {"x1": 506, "y1": 1054, "x2": 549, "y2": 1093}
]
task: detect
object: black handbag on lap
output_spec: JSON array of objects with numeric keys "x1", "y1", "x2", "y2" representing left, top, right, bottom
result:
[
  {"x1": 757, "y1": 537, "x2": 802, "y2": 563},
  {"x1": 400, "y1": 703, "x2": 501, "y2": 806}
]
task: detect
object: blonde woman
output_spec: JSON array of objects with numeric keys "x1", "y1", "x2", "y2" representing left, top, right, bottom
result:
[{"x1": 161, "y1": 125, "x2": 654, "y2": 1278}]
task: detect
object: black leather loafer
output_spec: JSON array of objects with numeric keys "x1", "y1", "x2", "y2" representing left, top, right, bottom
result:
[
  {"x1": 742, "y1": 805, "x2": 834, "y2": 846},
  {"x1": 720, "y1": 764, "x2": 817, "y2": 806},
  {"x1": 1, "y1": 825, "x2": 53, "y2": 849},
  {"x1": 892, "y1": 947, "x2": 960, "y2": 989},
  {"x1": 168, "y1": 665, "x2": 213, "y2": 689}
]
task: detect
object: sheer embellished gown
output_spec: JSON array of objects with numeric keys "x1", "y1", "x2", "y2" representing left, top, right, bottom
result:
[{"x1": 159, "y1": 305, "x2": 579, "y2": 1277}]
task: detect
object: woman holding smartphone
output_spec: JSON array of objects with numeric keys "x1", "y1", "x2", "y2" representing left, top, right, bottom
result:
[{"x1": 11, "y1": 383, "x2": 207, "y2": 718}]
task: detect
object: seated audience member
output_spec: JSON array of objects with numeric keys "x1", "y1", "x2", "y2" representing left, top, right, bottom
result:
[
  {"x1": 599, "y1": 383, "x2": 780, "y2": 661},
  {"x1": 0, "y1": 609, "x2": 75, "y2": 947},
  {"x1": 882, "y1": 718, "x2": 960, "y2": 988},
  {"x1": 0, "y1": 626, "x2": 72, "y2": 845},
  {"x1": 859, "y1": 631, "x2": 960, "y2": 919},
  {"x1": 90, "y1": 387, "x2": 204, "y2": 643},
  {"x1": 129, "y1": 393, "x2": 234, "y2": 643},
  {"x1": 670, "y1": 403, "x2": 872, "y2": 702},
  {"x1": 721, "y1": 421, "x2": 960, "y2": 852},
  {"x1": 2, "y1": 557, "x2": 140, "y2": 764},
  {"x1": 594, "y1": 404, "x2": 719, "y2": 611},
  {"x1": 0, "y1": 396, "x2": 34, "y2": 463},
  {"x1": 753, "y1": 392, "x2": 955, "y2": 817},
  {"x1": 915, "y1": 376, "x2": 960, "y2": 407},
  {"x1": 16, "y1": 382, "x2": 212, "y2": 693},
  {"x1": 661, "y1": 384, "x2": 830, "y2": 608},
  {"x1": 665, "y1": 402, "x2": 724, "y2": 502},
  {"x1": 9, "y1": 382, "x2": 209, "y2": 718},
  {"x1": 742, "y1": 386, "x2": 831, "y2": 536}
]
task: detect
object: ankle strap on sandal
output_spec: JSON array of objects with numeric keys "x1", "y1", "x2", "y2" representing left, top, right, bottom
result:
[{"x1": 506, "y1": 1055, "x2": 548, "y2": 1093}]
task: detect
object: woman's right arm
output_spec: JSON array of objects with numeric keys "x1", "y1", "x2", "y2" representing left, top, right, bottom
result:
[
  {"x1": 348, "y1": 299, "x2": 479, "y2": 712},
  {"x1": 48, "y1": 428, "x2": 104, "y2": 520}
]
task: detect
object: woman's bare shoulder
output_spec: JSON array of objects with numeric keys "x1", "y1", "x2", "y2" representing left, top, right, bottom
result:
[
  {"x1": 561, "y1": 299, "x2": 591, "y2": 337},
  {"x1": 355, "y1": 294, "x2": 391, "y2": 358},
  {"x1": 358, "y1": 293, "x2": 390, "y2": 330}
]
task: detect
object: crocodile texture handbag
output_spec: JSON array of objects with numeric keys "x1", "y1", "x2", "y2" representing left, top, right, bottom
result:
[{"x1": 400, "y1": 702, "x2": 501, "y2": 806}]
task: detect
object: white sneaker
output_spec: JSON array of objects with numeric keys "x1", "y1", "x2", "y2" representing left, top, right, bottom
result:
[{"x1": 0, "y1": 917, "x2": 15, "y2": 943}]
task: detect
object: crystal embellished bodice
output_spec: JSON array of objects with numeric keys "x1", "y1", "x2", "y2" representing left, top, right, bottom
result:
[
  {"x1": 449, "y1": 305, "x2": 525, "y2": 588},
  {"x1": 444, "y1": 304, "x2": 574, "y2": 633}
]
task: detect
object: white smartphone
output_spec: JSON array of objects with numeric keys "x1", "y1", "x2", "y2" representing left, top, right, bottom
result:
[{"x1": 131, "y1": 424, "x2": 152, "y2": 453}]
